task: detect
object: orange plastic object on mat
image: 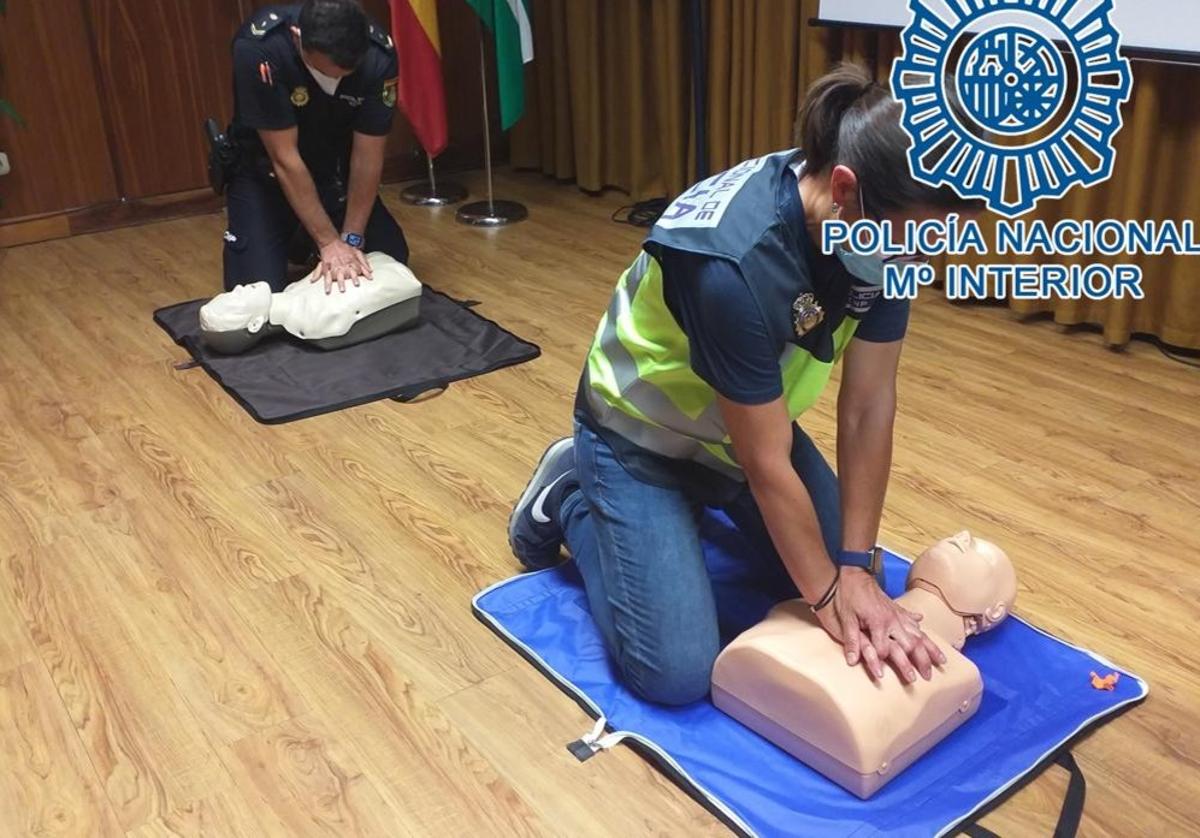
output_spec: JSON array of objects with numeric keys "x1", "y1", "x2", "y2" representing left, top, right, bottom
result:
[{"x1": 1090, "y1": 671, "x2": 1121, "y2": 691}]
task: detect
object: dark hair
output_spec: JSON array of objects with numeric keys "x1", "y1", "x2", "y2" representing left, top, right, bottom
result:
[
  {"x1": 796, "y1": 63, "x2": 982, "y2": 214},
  {"x1": 298, "y1": 0, "x2": 369, "y2": 70}
]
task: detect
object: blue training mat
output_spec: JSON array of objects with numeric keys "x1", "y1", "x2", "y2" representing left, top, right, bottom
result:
[{"x1": 473, "y1": 512, "x2": 1147, "y2": 838}]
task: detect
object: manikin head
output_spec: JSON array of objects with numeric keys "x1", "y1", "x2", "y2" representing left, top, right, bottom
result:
[
  {"x1": 199, "y1": 281, "x2": 275, "y2": 353},
  {"x1": 907, "y1": 531, "x2": 1017, "y2": 637}
]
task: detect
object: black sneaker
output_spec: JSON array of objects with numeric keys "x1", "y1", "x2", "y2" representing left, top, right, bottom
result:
[{"x1": 507, "y1": 437, "x2": 576, "y2": 569}]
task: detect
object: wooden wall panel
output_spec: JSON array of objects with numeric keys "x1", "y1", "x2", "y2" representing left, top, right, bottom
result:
[
  {"x1": 0, "y1": 0, "x2": 118, "y2": 221},
  {"x1": 86, "y1": 0, "x2": 493, "y2": 199},
  {"x1": 83, "y1": 0, "x2": 247, "y2": 200},
  {"x1": 0, "y1": 0, "x2": 496, "y2": 231}
]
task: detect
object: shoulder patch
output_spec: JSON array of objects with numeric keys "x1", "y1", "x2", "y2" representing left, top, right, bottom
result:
[
  {"x1": 249, "y1": 10, "x2": 287, "y2": 39},
  {"x1": 846, "y1": 283, "x2": 883, "y2": 316},
  {"x1": 368, "y1": 23, "x2": 394, "y2": 51}
]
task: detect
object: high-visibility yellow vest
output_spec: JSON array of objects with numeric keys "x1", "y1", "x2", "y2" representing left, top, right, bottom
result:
[{"x1": 581, "y1": 151, "x2": 862, "y2": 480}]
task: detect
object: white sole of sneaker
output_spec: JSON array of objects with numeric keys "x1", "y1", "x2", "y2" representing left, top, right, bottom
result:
[{"x1": 507, "y1": 436, "x2": 574, "y2": 547}]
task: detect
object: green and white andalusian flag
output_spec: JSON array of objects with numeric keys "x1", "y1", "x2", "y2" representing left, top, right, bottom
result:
[{"x1": 466, "y1": 0, "x2": 533, "y2": 130}]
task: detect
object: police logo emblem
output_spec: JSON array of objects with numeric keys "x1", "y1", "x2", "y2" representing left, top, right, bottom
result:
[
  {"x1": 792, "y1": 293, "x2": 824, "y2": 337},
  {"x1": 382, "y1": 78, "x2": 398, "y2": 108},
  {"x1": 291, "y1": 86, "x2": 310, "y2": 107},
  {"x1": 891, "y1": 0, "x2": 1131, "y2": 217}
]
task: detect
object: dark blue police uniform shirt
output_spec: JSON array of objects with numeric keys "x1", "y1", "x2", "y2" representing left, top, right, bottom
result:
[
  {"x1": 576, "y1": 160, "x2": 909, "y2": 502},
  {"x1": 230, "y1": 4, "x2": 397, "y2": 179},
  {"x1": 661, "y1": 165, "x2": 910, "y2": 405}
]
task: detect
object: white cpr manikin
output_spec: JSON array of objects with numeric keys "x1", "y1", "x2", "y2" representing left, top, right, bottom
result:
[
  {"x1": 199, "y1": 252, "x2": 423, "y2": 353},
  {"x1": 712, "y1": 532, "x2": 1017, "y2": 799}
]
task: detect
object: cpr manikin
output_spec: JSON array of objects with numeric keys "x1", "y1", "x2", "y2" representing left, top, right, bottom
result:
[
  {"x1": 199, "y1": 251, "x2": 423, "y2": 353},
  {"x1": 712, "y1": 532, "x2": 1017, "y2": 798}
]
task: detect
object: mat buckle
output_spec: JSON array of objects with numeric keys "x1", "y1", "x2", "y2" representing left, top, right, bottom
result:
[{"x1": 566, "y1": 716, "x2": 625, "y2": 763}]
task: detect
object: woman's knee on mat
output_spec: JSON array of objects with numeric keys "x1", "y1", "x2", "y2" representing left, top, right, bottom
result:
[{"x1": 619, "y1": 632, "x2": 721, "y2": 706}]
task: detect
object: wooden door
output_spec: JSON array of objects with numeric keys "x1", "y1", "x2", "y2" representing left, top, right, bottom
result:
[
  {"x1": 0, "y1": 0, "x2": 118, "y2": 220},
  {"x1": 83, "y1": 0, "x2": 246, "y2": 199}
]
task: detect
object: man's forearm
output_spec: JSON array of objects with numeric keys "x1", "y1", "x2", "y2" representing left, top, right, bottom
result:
[
  {"x1": 837, "y1": 404, "x2": 896, "y2": 553},
  {"x1": 746, "y1": 460, "x2": 838, "y2": 601},
  {"x1": 273, "y1": 158, "x2": 340, "y2": 248},
  {"x1": 343, "y1": 135, "x2": 385, "y2": 236}
]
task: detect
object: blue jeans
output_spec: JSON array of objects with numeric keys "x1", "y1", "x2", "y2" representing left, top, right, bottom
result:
[{"x1": 561, "y1": 421, "x2": 841, "y2": 706}]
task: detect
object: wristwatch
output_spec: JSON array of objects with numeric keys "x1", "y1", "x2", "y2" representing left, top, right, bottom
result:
[
  {"x1": 342, "y1": 232, "x2": 364, "y2": 249},
  {"x1": 837, "y1": 547, "x2": 883, "y2": 576}
]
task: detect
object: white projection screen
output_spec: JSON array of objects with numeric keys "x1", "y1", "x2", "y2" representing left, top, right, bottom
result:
[{"x1": 816, "y1": 0, "x2": 1200, "y2": 57}]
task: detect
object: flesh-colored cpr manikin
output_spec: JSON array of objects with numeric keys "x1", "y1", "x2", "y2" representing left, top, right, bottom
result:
[
  {"x1": 712, "y1": 532, "x2": 1017, "y2": 798},
  {"x1": 199, "y1": 252, "x2": 423, "y2": 353}
]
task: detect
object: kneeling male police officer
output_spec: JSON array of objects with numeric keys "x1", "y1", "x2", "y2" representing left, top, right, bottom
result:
[{"x1": 223, "y1": 0, "x2": 409, "y2": 294}]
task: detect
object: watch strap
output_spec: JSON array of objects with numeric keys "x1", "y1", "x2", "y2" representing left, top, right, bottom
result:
[{"x1": 837, "y1": 547, "x2": 882, "y2": 574}]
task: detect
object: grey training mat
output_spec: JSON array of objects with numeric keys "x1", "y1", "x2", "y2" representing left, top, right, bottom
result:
[{"x1": 154, "y1": 288, "x2": 540, "y2": 424}]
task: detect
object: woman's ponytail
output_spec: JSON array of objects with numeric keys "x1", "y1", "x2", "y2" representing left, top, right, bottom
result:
[
  {"x1": 795, "y1": 62, "x2": 982, "y2": 214},
  {"x1": 796, "y1": 63, "x2": 879, "y2": 174}
]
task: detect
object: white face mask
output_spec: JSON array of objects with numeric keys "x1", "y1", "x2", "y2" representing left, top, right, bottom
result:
[
  {"x1": 304, "y1": 60, "x2": 342, "y2": 96},
  {"x1": 833, "y1": 188, "x2": 889, "y2": 286},
  {"x1": 833, "y1": 187, "x2": 928, "y2": 287}
]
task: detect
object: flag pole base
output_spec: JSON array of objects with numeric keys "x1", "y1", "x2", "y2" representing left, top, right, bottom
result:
[
  {"x1": 456, "y1": 199, "x2": 528, "y2": 226},
  {"x1": 401, "y1": 180, "x2": 468, "y2": 206}
]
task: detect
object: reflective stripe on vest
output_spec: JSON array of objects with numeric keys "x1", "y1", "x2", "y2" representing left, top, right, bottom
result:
[{"x1": 584, "y1": 252, "x2": 859, "y2": 478}]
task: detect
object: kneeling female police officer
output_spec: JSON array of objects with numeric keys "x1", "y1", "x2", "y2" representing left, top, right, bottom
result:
[{"x1": 509, "y1": 64, "x2": 982, "y2": 705}]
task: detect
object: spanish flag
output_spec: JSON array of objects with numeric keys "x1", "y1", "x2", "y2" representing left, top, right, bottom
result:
[{"x1": 390, "y1": 0, "x2": 449, "y2": 157}]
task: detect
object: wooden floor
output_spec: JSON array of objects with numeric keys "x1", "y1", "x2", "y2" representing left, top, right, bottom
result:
[{"x1": 0, "y1": 169, "x2": 1196, "y2": 837}]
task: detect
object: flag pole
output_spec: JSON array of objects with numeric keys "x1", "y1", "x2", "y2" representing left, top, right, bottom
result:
[
  {"x1": 457, "y1": 16, "x2": 527, "y2": 226},
  {"x1": 401, "y1": 152, "x2": 468, "y2": 206}
]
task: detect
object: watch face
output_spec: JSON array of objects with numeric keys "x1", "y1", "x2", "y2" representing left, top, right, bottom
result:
[{"x1": 871, "y1": 547, "x2": 886, "y2": 583}]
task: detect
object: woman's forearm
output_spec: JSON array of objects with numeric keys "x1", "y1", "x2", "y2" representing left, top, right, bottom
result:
[
  {"x1": 836, "y1": 402, "x2": 896, "y2": 554},
  {"x1": 746, "y1": 458, "x2": 839, "y2": 601}
]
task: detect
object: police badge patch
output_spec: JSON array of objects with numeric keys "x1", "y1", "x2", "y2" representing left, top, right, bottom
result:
[
  {"x1": 382, "y1": 78, "x2": 398, "y2": 108},
  {"x1": 291, "y1": 86, "x2": 310, "y2": 107},
  {"x1": 792, "y1": 293, "x2": 825, "y2": 337}
]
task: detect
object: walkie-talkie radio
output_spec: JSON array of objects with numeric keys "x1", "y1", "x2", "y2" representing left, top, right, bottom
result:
[{"x1": 203, "y1": 118, "x2": 238, "y2": 196}]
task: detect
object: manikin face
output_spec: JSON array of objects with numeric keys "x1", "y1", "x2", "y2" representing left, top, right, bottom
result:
[
  {"x1": 199, "y1": 282, "x2": 273, "y2": 334},
  {"x1": 907, "y1": 531, "x2": 1017, "y2": 636}
]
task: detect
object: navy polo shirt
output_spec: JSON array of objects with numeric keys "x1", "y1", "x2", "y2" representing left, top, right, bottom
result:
[
  {"x1": 230, "y1": 4, "x2": 397, "y2": 179},
  {"x1": 577, "y1": 162, "x2": 909, "y2": 501},
  {"x1": 661, "y1": 166, "x2": 910, "y2": 405}
]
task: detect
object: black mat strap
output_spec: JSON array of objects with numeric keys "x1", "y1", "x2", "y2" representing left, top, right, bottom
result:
[
  {"x1": 1052, "y1": 752, "x2": 1086, "y2": 838},
  {"x1": 392, "y1": 384, "x2": 449, "y2": 404},
  {"x1": 958, "y1": 751, "x2": 1086, "y2": 838},
  {"x1": 566, "y1": 738, "x2": 599, "y2": 762}
]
